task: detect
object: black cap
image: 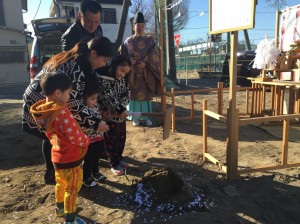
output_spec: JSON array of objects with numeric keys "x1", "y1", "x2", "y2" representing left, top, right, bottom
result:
[{"x1": 133, "y1": 12, "x2": 145, "y2": 24}]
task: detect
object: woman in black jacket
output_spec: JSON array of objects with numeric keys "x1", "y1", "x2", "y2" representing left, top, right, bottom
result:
[{"x1": 22, "y1": 36, "x2": 112, "y2": 184}]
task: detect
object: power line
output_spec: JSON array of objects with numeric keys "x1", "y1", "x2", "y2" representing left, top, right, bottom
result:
[{"x1": 27, "y1": 0, "x2": 42, "y2": 26}]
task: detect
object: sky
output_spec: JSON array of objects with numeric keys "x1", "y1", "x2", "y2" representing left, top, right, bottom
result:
[{"x1": 23, "y1": 0, "x2": 300, "y2": 45}]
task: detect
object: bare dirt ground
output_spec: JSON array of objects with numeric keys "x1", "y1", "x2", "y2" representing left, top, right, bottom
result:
[{"x1": 0, "y1": 77, "x2": 300, "y2": 224}]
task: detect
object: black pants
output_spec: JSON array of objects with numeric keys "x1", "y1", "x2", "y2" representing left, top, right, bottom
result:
[
  {"x1": 83, "y1": 140, "x2": 105, "y2": 181},
  {"x1": 104, "y1": 121, "x2": 126, "y2": 168},
  {"x1": 42, "y1": 139, "x2": 54, "y2": 171}
]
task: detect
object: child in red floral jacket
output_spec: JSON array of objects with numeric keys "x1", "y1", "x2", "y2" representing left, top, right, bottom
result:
[{"x1": 30, "y1": 72, "x2": 90, "y2": 224}]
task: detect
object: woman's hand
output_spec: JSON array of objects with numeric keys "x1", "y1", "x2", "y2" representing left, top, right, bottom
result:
[{"x1": 97, "y1": 121, "x2": 109, "y2": 132}]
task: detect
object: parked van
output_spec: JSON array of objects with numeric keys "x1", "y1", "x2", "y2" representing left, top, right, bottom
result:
[
  {"x1": 28, "y1": 17, "x2": 76, "y2": 79},
  {"x1": 220, "y1": 50, "x2": 262, "y2": 87}
]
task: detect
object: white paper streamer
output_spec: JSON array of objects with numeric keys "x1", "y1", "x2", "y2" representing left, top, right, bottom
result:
[{"x1": 252, "y1": 36, "x2": 281, "y2": 70}]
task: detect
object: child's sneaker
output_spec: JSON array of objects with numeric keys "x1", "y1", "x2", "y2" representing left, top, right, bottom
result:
[
  {"x1": 92, "y1": 172, "x2": 107, "y2": 183},
  {"x1": 83, "y1": 177, "x2": 97, "y2": 188},
  {"x1": 133, "y1": 119, "x2": 139, "y2": 126},
  {"x1": 119, "y1": 160, "x2": 129, "y2": 168},
  {"x1": 55, "y1": 207, "x2": 64, "y2": 217},
  {"x1": 111, "y1": 165, "x2": 125, "y2": 176},
  {"x1": 64, "y1": 217, "x2": 86, "y2": 224}
]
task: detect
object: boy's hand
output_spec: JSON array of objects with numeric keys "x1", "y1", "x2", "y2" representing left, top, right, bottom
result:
[
  {"x1": 131, "y1": 57, "x2": 137, "y2": 65},
  {"x1": 97, "y1": 121, "x2": 109, "y2": 132},
  {"x1": 137, "y1": 61, "x2": 146, "y2": 69}
]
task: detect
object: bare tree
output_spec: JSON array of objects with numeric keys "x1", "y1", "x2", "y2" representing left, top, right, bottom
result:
[
  {"x1": 129, "y1": 0, "x2": 155, "y2": 32},
  {"x1": 130, "y1": 0, "x2": 190, "y2": 33},
  {"x1": 265, "y1": 0, "x2": 287, "y2": 10},
  {"x1": 171, "y1": 0, "x2": 190, "y2": 32}
]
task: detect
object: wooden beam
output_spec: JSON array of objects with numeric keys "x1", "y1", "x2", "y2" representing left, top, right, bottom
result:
[
  {"x1": 204, "y1": 110, "x2": 227, "y2": 123},
  {"x1": 226, "y1": 31, "x2": 239, "y2": 180},
  {"x1": 281, "y1": 119, "x2": 289, "y2": 165},
  {"x1": 204, "y1": 153, "x2": 227, "y2": 173},
  {"x1": 239, "y1": 114, "x2": 300, "y2": 126},
  {"x1": 203, "y1": 100, "x2": 208, "y2": 161},
  {"x1": 238, "y1": 162, "x2": 300, "y2": 175}
]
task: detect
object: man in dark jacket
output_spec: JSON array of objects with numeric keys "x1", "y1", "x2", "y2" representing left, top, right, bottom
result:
[{"x1": 61, "y1": 0, "x2": 103, "y2": 51}]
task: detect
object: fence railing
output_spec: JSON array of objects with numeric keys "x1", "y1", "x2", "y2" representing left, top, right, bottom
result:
[{"x1": 176, "y1": 54, "x2": 226, "y2": 72}]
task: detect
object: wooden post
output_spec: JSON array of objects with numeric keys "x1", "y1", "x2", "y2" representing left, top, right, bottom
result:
[
  {"x1": 191, "y1": 91, "x2": 195, "y2": 118},
  {"x1": 162, "y1": 86, "x2": 167, "y2": 113},
  {"x1": 271, "y1": 85, "x2": 275, "y2": 116},
  {"x1": 159, "y1": 7, "x2": 165, "y2": 113},
  {"x1": 203, "y1": 99, "x2": 208, "y2": 161},
  {"x1": 226, "y1": 31, "x2": 239, "y2": 180},
  {"x1": 281, "y1": 119, "x2": 289, "y2": 165},
  {"x1": 275, "y1": 10, "x2": 281, "y2": 48},
  {"x1": 280, "y1": 87, "x2": 284, "y2": 115},
  {"x1": 217, "y1": 82, "x2": 223, "y2": 115},
  {"x1": 251, "y1": 82, "x2": 255, "y2": 117},
  {"x1": 289, "y1": 86, "x2": 295, "y2": 114},
  {"x1": 262, "y1": 85, "x2": 266, "y2": 116},
  {"x1": 258, "y1": 83, "x2": 262, "y2": 115},
  {"x1": 246, "y1": 89, "x2": 249, "y2": 114},
  {"x1": 261, "y1": 69, "x2": 266, "y2": 79},
  {"x1": 171, "y1": 88, "x2": 175, "y2": 132}
]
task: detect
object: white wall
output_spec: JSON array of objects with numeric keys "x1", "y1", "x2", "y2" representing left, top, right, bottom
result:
[
  {"x1": 2, "y1": 0, "x2": 24, "y2": 30},
  {"x1": 105, "y1": 4, "x2": 132, "y2": 42},
  {"x1": 0, "y1": 64, "x2": 30, "y2": 83},
  {"x1": 0, "y1": 29, "x2": 26, "y2": 46},
  {"x1": 0, "y1": 1, "x2": 29, "y2": 84}
]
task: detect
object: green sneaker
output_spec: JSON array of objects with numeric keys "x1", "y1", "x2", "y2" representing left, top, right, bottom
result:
[
  {"x1": 64, "y1": 217, "x2": 86, "y2": 224},
  {"x1": 55, "y1": 207, "x2": 64, "y2": 217}
]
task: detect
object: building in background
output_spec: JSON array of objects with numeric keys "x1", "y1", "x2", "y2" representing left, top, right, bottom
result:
[
  {"x1": 0, "y1": 0, "x2": 29, "y2": 84},
  {"x1": 49, "y1": 0, "x2": 131, "y2": 43}
]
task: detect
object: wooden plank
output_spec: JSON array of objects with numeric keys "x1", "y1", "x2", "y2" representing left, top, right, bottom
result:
[
  {"x1": 204, "y1": 153, "x2": 227, "y2": 173},
  {"x1": 246, "y1": 89, "x2": 249, "y2": 114},
  {"x1": 171, "y1": 88, "x2": 175, "y2": 132},
  {"x1": 191, "y1": 91, "x2": 195, "y2": 118},
  {"x1": 218, "y1": 82, "x2": 223, "y2": 115},
  {"x1": 271, "y1": 85, "x2": 275, "y2": 116},
  {"x1": 204, "y1": 110, "x2": 227, "y2": 123},
  {"x1": 280, "y1": 86, "x2": 284, "y2": 115},
  {"x1": 239, "y1": 114, "x2": 300, "y2": 125},
  {"x1": 262, "y1": 85, "x2": 266, "y2": 115},
  {"x1": 281, "y1": 119, "x2": 289, "y2": 165},
  {"x1": 238, "y1": 162, "x2": 300, "y2": 175},
  {"x1": 163, "y1": 108, "x2": 172, "y2": 140},
  {"x1": 175, "y1": 116, "x2": 202, "y2": 121},
  {"x1": 251, "y1": 83, "x2": 255, "y2": 116},
  {"x1": 203, "y1": 100, "x2": 208, "y2": 161}
]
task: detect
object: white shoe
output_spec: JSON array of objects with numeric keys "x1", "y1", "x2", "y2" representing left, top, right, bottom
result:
[
  {"x1": 111, "y1": 165, "x2": 125, "y2": 176},
  {"x1": 133, "y1": 119, "x2": 139, "y2": 126},
  {"x1": 145, "y1": 119, "x2": 152, "y2": 126}
]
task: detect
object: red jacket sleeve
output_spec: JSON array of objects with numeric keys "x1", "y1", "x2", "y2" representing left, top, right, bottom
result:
[{"x1": 57, "y1": 108, "x2": 90, "y2": 148}]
